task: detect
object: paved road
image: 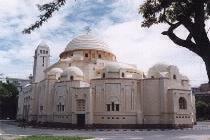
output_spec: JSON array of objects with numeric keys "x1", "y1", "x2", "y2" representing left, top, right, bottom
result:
[{"x1": 0, "y1": 120, "x2": 210, "y2": 140}]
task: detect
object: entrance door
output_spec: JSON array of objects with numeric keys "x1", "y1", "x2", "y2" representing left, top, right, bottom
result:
[{"x1": 77, "y1": 114, "x2": 85, "y2": 127}]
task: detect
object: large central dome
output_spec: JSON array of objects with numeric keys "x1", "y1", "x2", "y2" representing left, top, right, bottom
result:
[{"x1": 65, "y1": 34, "x2": 112, "y2": 53}]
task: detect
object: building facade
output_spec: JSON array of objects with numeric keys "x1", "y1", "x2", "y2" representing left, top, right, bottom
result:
[
  {"x1": 17, "y1": 34, "x2": 196, "y2": 128},
  {"x1": 6, "y1": 77, "x2": 31, "y2": 92},
  {"x1": 192, "y1": 83, "x2": 210, "y2": 97}
]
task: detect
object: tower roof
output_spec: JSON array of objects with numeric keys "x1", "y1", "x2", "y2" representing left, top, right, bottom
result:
[{"x1": 37, "y1": 41, "x2": 49, "y2": 48}]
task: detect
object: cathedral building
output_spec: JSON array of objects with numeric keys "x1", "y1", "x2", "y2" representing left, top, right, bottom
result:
[{"x1": 17, "y1": 34, "x2": 196, "y2": 128}]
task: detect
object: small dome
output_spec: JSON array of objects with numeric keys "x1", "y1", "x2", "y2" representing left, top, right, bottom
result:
[
  {"x1": 104, "y1": 64, "x2": 122, "y2": 72},
  {"x1": 65, "y1": 34, "x2": 113, "y2": 53},
  {"x1": 104, "y1": 62, "x2": 138, "y2": 72},
  {"x1": 148, "y1": 63, "x2": 170, "y2": 78},
  {"x1": 148, "y1": 63, "x2": 181, "y2": 79},
  {"x1": 62, "y1": 66, "x2": 84, "y2": 77},
  {"x1": 181, "y1": 75, "x2": 189, "y2": 81},
  {"x1": 48, "y1": 68, "x2": 63, "y2": 75},
  {"x1": 24, "y1": 84, "x2": 31, "y2": 88},
  {"x1": 150, "y1": 63, "x2": 169, "y2": 72}
]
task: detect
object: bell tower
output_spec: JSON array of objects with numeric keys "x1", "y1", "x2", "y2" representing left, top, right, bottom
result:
[{"x1": 33, "y1": 42, "x2": 50, "y2": 83}]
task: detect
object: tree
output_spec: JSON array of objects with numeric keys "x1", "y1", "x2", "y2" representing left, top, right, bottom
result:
[
  {"x1": 23, "y1": 0, "x2": 67, "y2": 34},
  {"x1": 139, "y1": 0, "x2": 210, "y2": 83},
  {"x1": 195, "y1": 97, "x2": 210, "y2": 120},
  {"x1": 0, "y1": 82, "x2": 19, "y2": 119}
]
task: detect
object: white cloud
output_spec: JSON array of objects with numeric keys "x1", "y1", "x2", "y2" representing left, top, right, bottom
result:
[
  {"x1": 0, "y1": 0, "x2": 208, "y2": 86},
  {"x1": 100, "y1": 21, "x2": 208, "y2": 86}
]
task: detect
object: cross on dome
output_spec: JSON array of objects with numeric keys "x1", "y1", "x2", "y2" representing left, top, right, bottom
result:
[{"x1": 84, "y1": 26, "x2": 91, "y2": 34}]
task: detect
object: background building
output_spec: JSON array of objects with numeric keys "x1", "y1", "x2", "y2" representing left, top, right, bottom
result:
[
  {"x1": 6, "y1": 77, "x2": 32, "y2": 92},
  {"x1": 192, "y1": 83, "x2": 210, "y2": 120}
]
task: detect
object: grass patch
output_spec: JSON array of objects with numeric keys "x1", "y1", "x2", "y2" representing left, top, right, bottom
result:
[{"x1": 16, "y1": 136, "x2": 92, "y2": 140}]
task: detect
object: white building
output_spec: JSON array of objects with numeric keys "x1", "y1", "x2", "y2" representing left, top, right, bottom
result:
[{"x1": 17, "y1": 34, "x2": 196, "y2": 128}]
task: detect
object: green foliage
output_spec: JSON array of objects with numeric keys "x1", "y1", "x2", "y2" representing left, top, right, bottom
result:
[
  {"x1": 195, "y1": 96, "x2": 210, "y2": 121},
  {"x1": 140, "y1": 0, "x2": 210, "y2": 84},
  {"x1": 0, "y1": 82, "x2": 19, "y2": 97},
  {"x1": 0, "y1": 82, "x2": 19, "y2": 119},
  {"x1": 139, "y1": 0, "x2": 210, "y2": 27},
  {"x1": 17, "y1": 136, "x2": 92, "y2": 140},
  {"x1": 23, "y1": 0, "x2": 67, "y2": 34}
]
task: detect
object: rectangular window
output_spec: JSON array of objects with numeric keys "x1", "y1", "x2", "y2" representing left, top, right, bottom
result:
[
  {"x1": 62, "y1": 105, "x2": 64, "y2": 111},
  {"x1": 107, "y1": 104, "x2": 110, "y2": 111},
  {"x1": 40, "y1": 106, "x2": 43, "y2": 111},
  {"x1": 116, "y1": 104, "x2": 119, "y2": 111},
  {"x1": 40, "y1": 50, "x2": 42, "y2": 54},
  {"x1": 112, "y1": 102, "x2": 115, "y2": 111},
  {"x1": 85, "y1": 53, "x2": 88, "y2": 57},
  {"x1": 42, "y1": 57, "x2": 45, "y2": 66}
]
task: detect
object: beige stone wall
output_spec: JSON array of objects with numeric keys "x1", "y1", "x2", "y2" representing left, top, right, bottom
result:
[
  {"x1": 17, "y1": 43, "x2": 195, "y2": 128},
  {"x1": 91, "y1": 78, "x2": 143, "y2": 124},
  {"x1": 142, "y1": 79, "x2": 163, "y2": 124},
  {"x1": 170, "y1": 89, "x2": 194, "y2": 125},
  {"x1": 142, "y1": 77, "x2": 194, "y2": 125},
  {"x1": 60, "y1": 50, "x2": 116, "y2": 62}
]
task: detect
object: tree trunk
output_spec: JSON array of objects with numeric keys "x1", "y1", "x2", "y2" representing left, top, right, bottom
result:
[{"x1": 203, "y1": 55, "x2": 210, "y2": 84}]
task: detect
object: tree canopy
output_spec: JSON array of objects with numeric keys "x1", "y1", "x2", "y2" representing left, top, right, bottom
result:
[
  {"x1": 195, "y1": 96, "x2": 210, "y2": 120},
  {"x1": 139, "y1": 0, "x2": 210, "y2": 83},
  {"x1": 0, "y1": 82, "x2": 19, "y2": 119},
  {"x1": 22, "y1": 0, "x2": 66, "y2": 34}
]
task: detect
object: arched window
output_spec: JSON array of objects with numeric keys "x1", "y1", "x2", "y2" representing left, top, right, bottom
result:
[
  {"x1": 121, "y1": 72, "x2": 125, "y2": 78},
  {"x1": 179, "y1": 97, "x2": 187, "y2": 109},
  {"x1": 57, "y1": 103, "x2": 65, "y2": 112},
  {"x1": 70, "y1": 76, "x2": 74, "y2": 80},
  {"x1": 102, "y1": 73, "x2": 105, "y2": 78},
  {"x1": 111, "y1": 102, "x2": 115, "y2": 111},
  {"x1": 173, "y1": 74, "x2": 177, "y2": 79},
  {"x1": 106, "y1": 102, "x2": 119, "y2": 111},
  {"x1": 106, "y1": 97, "x2": 120, "y2": 112}
]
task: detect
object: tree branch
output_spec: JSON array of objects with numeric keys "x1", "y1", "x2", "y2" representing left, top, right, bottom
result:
[
  {"x1": 162, "y1": 22, "x2": 200, "y2": 55},
  {"x1": 162, "y1": 8, "x2": 173, "y2": 26},
  {"x1": 186, "y1": 33, "x2": 193, "y2": 41},
  {"x1": 22, "y1": 0, "x2": 66, "y2": 34}
]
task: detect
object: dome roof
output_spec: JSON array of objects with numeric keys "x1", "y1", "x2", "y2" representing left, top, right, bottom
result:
[
  {"x1": 62, "y1": 66, "x2": 84, "y2": 77},
  {"x1": 48, "y1": 68, "x2": 63, "y2": 75},
  {"x1": 104, "y1": 62, "x2": 138, "y2": 72},
  {"x1": 148, "y1": 63, "x2": 170, "y2": 77},
  {"x1": 149, "y1": 63, "x2": 169, "y2": 72},
  {"x1": 104, "y1": 64, "x2": 121, "y2": 72},
  {"x1": 65, "y1": 34, "x2": 112, "y2": 53},
  {"x1": 39, "y1": 41, "x2": 48, "y2": 46}
]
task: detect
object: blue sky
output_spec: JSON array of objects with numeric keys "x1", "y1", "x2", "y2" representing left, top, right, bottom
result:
[{"x1": 0, "y1": 0, "x2": 208, "y2": 86}]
